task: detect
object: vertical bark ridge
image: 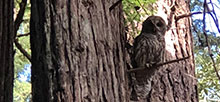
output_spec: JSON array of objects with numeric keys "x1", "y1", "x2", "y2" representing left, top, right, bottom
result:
[
  {"x1": 31, "y1": 0, "x2": 127, "y2": 102},
  {"x1": 0, "y1": 0, "x2": 14, "y2": 101}
]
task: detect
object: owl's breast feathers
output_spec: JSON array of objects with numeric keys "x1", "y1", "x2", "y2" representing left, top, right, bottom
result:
[{"x1": 132, "y1": 33, "x2": 165, "y2": 68}]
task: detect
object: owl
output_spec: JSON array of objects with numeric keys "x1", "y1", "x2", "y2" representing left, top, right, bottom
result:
[{"x1": 131, "y1": 16, "x2": 166, "y2": 101}]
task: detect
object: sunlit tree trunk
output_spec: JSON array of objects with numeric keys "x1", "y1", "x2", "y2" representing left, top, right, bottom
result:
[
  {"x1": 0, "y1": 0, "x2": 14, "y2": 101},
  {"x1": 144, "y1": 0, "x2": 198, "y2": 101},
  {"x1": 30, "y1": 0, "x2": 128, "y2": 101}
]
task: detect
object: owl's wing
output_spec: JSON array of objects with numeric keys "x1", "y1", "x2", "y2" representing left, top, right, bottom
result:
[
  {"x1": 132, "y1": 34, "x2": 159, "y2": 100},
  {"x1": 133, "y1": 34, "x2": 157, "y2": 68}
]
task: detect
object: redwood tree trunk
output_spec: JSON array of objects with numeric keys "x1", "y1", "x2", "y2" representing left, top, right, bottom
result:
[
  {"x1": 30, "y1": 0, "x2": 128, "y2": 102},
  {"x1": 0, "y1": 0, "x2": 14, "y2": 102},
  {"x1": 145, "y1": 0, "x2": 198, "y2": 102}
]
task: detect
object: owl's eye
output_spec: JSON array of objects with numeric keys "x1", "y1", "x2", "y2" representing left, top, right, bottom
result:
[{"x1": 156, "y1": 22, "x2": 163, "y2": 27}]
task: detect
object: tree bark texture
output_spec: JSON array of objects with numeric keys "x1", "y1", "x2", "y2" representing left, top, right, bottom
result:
[
  {"x1": 0, "y1": 0, "x2": 14, "y2": 102},
  {"x1": 30, "y1": 0, "x2": 128, "y2": 102},
  {"x1": 145, "y1": 0, "x2": 198, "y2": 102}
]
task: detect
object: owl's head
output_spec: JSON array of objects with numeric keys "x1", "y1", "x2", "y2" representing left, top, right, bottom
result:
[{"x1": 141, "y1": 16, "x2": 166, "y2": 35}]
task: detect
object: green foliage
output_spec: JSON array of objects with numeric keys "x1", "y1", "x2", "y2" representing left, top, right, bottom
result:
[
  {"x1": 122, "y1": 0, "x2": 157, "y2": 37},
  {"x1": 195, "y1": 47, "x2": 220, "y2": 100},
  {"x1": 13, "y1": 80, "x2": 31, "y2": 102},
  {"x1": 14, "y1": 36, "x2": 31, "y2": 78}
]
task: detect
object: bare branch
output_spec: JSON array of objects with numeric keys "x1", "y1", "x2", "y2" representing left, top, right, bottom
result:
[
  {"x1": 202, "y1": 0, "x2": 220, "y2": 81},
  {"x1": 127, "y1": 56, "x2": 190, "y2": 73},
  {"x1": 136, "y1": 0, "x2": 148, "y2": 14},
  {"x1": 14, "y1": 39, "x2": 31, "y2": 62},
  {"x1": 17, "y1": 33, "x2": 30, "y2": 37},
  {"x1": 14, "y1": 0, "x2": 27, "y2": 36},
  {"x1": 109, "y1": 0, "x2": 122, "y2": 11},
  {"x1": 176, "y1": 11, "x2": 203, "y2": 21},
  {"x1": 14, "y1": 0, "x2": 31, "y2": 62},
  {"x1": 208, "y1": 0, "x2": 220, "y2": 34}
]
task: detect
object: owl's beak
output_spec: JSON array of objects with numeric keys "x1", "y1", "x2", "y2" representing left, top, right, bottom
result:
[
  {"x1": 152, "y1": 22, "x2": 161, "y2": 32},
  {"x1": 151, "y1": 23, "x2": 158, "y2": 32}
]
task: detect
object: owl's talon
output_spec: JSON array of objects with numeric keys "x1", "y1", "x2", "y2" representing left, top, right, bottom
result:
[
  {"x1": 145, "y1": 61, "x2": 157, "y2": 68},
  {"x1": 145, "y1": 63, "x2": 152, "y2": 68}
]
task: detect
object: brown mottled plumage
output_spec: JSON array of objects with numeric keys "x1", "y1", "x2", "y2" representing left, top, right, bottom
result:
[{"x1": 131, "y1": 16, "x2": 166, "y2": 101}]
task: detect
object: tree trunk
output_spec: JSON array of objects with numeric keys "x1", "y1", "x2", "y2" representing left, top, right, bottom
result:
[
  {"x1": 0, "y1": 0, "x2": 14, "y2": 102},
  {"x1": 30, "y1": 0, "x2": 128, "y2": 102},
  {"x1": 145, "y1": 0, "x2": 198, "y2": 102}
]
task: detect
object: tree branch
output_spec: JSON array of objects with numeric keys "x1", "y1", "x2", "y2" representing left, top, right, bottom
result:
[
  {"x1": 14, "y1": 0, "x2": 27, "y2": 36},
  {"x1": 175, "y1": 11, "x2": 203, "y2": 21},
  {"x1": 14, "y1": 39, "x2": 31, "y2": 62},
  {"x1": 17, "y1": 33, "x2": 30, "y2": 37},
  {"x1": 14, "y1": 0, "x2": 30, "y2": 61},
  {"x1": 109, "y1": 0, "x2": 122, "y2": 11},
  {"x1": 127, "y1": 56, "x2": 190, "y2": 73}
]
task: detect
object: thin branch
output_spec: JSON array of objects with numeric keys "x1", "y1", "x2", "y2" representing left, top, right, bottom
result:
[
  {"x1": 208, "y1": 0, "x2": 220, "y2": 34},
  {"x1": 14, "y1": 0, "x2": 30, "y2": 61},
  {"x1": 109, "y1": 0, "x2": 122, "y2": 11},
  {"x1": 14, "y1": 39, "x2": 31, "y2": 62},
  {"x1": 202, "y1": 0, "x2": 220, "y2": 81},
  {"x1": 213, "y1": 3, "x2": 220, "y2": 10},
  {"x1": 209, "y1": 88, "x2": 220, "y2": 98},
  {"x1": 136, "y1": 0, "x2": 148, "y2": 14},
  {"x1": 14, "y1": 0, "x2": 27, "y2": 36},
  {"x1": 17, "y1": 33, "x2": 30, "y2": 37},
  {"x1": 176, "y1": 11, "x2": 203, "y2": 21},
  {"x1": 127, "y1": 56, "x2": 190, "y2": 73}
]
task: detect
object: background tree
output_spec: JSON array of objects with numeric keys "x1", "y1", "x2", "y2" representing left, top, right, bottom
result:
[
  {"x1": 0, "y1": 0, "x2": 14, "y2": 102},
  {"x1": 30, "y1": 0, "x2": 128, "y2": 101}
]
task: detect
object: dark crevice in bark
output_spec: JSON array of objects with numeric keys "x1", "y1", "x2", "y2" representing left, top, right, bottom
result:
[
  {"x1": 180, "y1": 70, "x2": 185, "y2": 88},
  {"x1": 86, "y1": 69, "x2": 91, "y2": 102},
  {"x1": 193, "y1": 85, "x2": 198, "y2": 102},
  {"x1": 160, "y1": 76, "x2": 166, "y2": 102},
  {"x1": 114, "y1": 45, "x2": 120, "y2": 81},
  {"x1": 102, "y1": 88, "x2": 107, "y2": 102},
  {"x1": 85, "y1": 47, "x2": 92, "y2": 101},
  {"x1": 79, "y1": 77, "x2": 83, "y2": 101},
  {"x1": 167, "y1": 72, "x2": 175, "y2": 102},
  {"x1": 88, "y1": 10, "x2": 98, "y2": 56},
  {"x1": 102, "y1": 63, "x2": 106, "y2": 72},
  {"x1": 173, "y1": 44, "x2": 179, "y2": 59},
  {"x1": 101, "y1": 0, "x2": 108, "y2": 27},
  {"x1": 71, "y1": 77, "x2": 75, "y2": 101},
  {"x1": 180, "y1": 46, "x2": 186, "y2": 57},
  {"x1": 64, "y1": 45, "x2": 71, "y2": 71},
  {"x1": 110, "y1": 69, "x2": 115, "y2": 100}
]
